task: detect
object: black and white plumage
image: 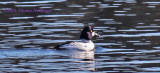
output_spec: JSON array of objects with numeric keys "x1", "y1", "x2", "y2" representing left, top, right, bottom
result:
[{"x1": 54, "y1": 26, "x2": 100, "y2": 51}]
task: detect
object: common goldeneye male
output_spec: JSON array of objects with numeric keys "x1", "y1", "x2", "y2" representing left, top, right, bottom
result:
[{"x1": 55, "y1": 26, "x2": 100, "y2": 51}]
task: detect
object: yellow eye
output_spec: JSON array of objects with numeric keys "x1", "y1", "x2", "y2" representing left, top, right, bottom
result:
[{"x1": 90, "y1": 30, "x2": 93, "y2": 32}]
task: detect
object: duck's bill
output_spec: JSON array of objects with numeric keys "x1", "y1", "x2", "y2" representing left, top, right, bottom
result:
[
  {"x1": 95, "y1": 33, "x2": 100, "y2": 37},
  {"x1": 92, "y1": 32, "x2": 100, "y2": 37}
]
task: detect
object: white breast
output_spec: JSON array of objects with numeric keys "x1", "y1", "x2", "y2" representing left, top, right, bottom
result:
[{"x1": 60, "y1": 40, "x2": 95, "y2": 51}]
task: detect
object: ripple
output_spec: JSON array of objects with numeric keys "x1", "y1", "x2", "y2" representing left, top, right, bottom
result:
[
  {"x1": 15, "y1": 5, "x2": 39, "y2": 7},
  {"x1": 143, "y1": 2, "x2": 160, "y2": 4},
  {"x1": 9, "y1": 17, "x2": 34, "y2": 19},
  {"x1": 102, "y1": 60, "x2": 160, "y2": 64},
  {"x1": 114, "y1": 11, "x2": 127, "y2": 13},
  {"x1": 68, "y1": 5, "x2": 83, "y2": 7},
  {"x1": 142, "y1": 67, "x2": 160, "y2": 71},
  {"x1": 37, "y1": 15, "x2": 84, "y2": 18},
  {"x1": 102, "y1": 32, "x2": 160, "y2": 37},
  {"x1": 95, "y1": 43, "x2": 122, "y2": 46},
  {"x1": 0, "y1": 1, "x2": 17, "y2": 4},
  {"x1": 0, "y1": 49, "x2": 62, "y2": 58},
  {"x1": 136, "y1": 26, "x2": 160, "y2": 28},
  {"x1": 114, "y1": 0, "x2": 136, "y2": 3},
  {"x1": 127, "y1": 41, "x2": 140, "y2": 43},
  {"x1": 118, "y1": 29, "x2": 157, "y2": 32},
  {"x1": 133, "y1": 43, "x2": 151, "y2": 45},
  {"x1": 86, "y1": 5, "x2": 96, "y2": 7},
  {"x1": 0, "y1": 0, "x2": 67, "y2": 4},
  {"x1": 29, "y1": 22, "x2": 84, "y2": 27},
  {"x1": 18, "y1": 0, "x2": 67, "y2": 4},
  {"x1": 114, "y1": 14, "x2": 136, "y2": 16},
  {"x1": 98, "y1": 19, "x2": 114, "y2": 21},
  {"x1": 42, "y1": 34, "x2": 73, "y2": 38},
  {"x1": 99, "y1": 4, "x2": 119, "y2": 8},
  {"x1": 137, "y1": 50, "x2": 160, "y2": 53},
  {"x1": 104, "y1": 21, "x2": 122, "y2": 24},
  {"x1": 89, "y1": 2, "x2": 102, "y2": 4}
]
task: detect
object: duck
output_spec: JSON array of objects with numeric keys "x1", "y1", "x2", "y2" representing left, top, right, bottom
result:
[{"x1": 54, "y1": 26, "x2": 100, "y2": 51}]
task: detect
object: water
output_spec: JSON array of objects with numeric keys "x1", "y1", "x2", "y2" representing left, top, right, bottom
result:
[{"x1": 0, "y1": 0, "x2": 160, "y2": 72}]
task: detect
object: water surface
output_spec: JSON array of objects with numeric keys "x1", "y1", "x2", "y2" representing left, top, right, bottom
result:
[{"x1": 0, "y1": 0, "x2": 160, "y2": 72}]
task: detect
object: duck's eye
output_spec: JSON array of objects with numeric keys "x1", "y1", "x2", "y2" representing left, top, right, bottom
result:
[{"x1": 90, "y1": 30, "x2": 93, "y2": 32}]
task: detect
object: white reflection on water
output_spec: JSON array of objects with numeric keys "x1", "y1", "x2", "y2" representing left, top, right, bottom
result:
[
  {"x1": 37, "y1": 15, "x2": 84, "y2": 18},
  {"x1": 0, "y1": 49, "x2": 96, "y2": 71},
  {"x1": 101, "y1": 32, "x2": 160, "y2": 37},
  {"x1": 0, "y1": 0, "x2": 67, "y2": 4},
  {"x1": 68, "y1": 50, "x2": 95, "y2": 71},
  {"x1": 142, "y1": 67, "x2": 160, "y2": 71}
]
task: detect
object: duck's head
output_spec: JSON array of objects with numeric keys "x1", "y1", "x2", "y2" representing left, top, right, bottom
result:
[{"x1": 80, "y1": 26, "x2": 100, "y2": 40}]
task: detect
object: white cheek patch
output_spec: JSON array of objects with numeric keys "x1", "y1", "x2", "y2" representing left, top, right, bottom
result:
[
  {"x1": 92, "y1": 32, "x2": 96, "y2": 36},
  {"x1": 92, "y1": 32, "x2": 99, "y2": 37}
]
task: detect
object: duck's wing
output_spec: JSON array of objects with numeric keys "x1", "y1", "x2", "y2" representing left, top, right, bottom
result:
[
  {"x1": 54, "y1": 41, "x2": 74, "y2": 50},
  {"x1": 55, "y1": 41, "x2": 86, "y2": 50}
]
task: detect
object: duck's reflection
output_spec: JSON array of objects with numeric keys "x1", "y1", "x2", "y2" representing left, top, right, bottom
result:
[
  {"x1": 68, "y1": 50, "x2": 95, "y2": 71},
  {"x1": 70, "y1": 50, "x2": 94, "y2": 60}
]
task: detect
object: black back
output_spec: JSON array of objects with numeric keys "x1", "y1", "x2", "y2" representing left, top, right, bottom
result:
[{"x1": 54, "y1": 41, "x2": 72, "y2": 50}]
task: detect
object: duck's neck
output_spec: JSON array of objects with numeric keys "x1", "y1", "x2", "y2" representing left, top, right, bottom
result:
[{"x1": 81, "y1": 39, "x2": 92, "y2": 43}]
